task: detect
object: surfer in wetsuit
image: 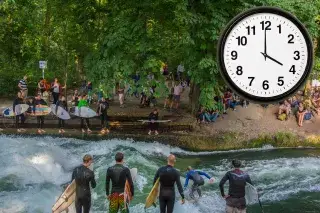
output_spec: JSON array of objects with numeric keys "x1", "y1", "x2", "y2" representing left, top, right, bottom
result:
[
  {"x1": 13, "y1": 91, "x2": 26, "y2": 133},
  {"x1": 78, "y1": 95, "x2": 92, "y2": 134},
  {"x1": 56, "y1": 95, "x2": 68, "y2": 134},
  {"x1": 219, "y1": 160, "x2": 253, "y2": 213},
  {"x1": 106, "y1": 152, "x2": 134, "y2": 213},
  {"x1": 96, "y1": 97, "x2": 110, "y2": 134},
  {"x1": 153, "y1": 154, "x2": 185, "y2": 213},
  {"x1": 33, "y1": 93, "x2": 47, "y2": 134},
  {"x1": 148, "y1": 108, "x2": 159, "y2": 135},
  {"x1": 72, "y1": 154, "x2": 96, "y2": 213},
  {"x1": 184, "y1": 166, "x2": 213, "y2": 199}
]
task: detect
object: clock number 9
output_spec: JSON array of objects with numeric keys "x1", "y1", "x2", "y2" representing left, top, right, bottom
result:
[
  {"x1": 262, "y1": 80, "x2": 269, "y2": 90},
  {"x1": 231, "y1": 51, "x2": 237, "y2": 60},
  {"x1": 236, "y1": 66, "x2": 243, "y2": 75},
  {"x1": 294, "y1": 51, "x2": 300, "y2": 60}
]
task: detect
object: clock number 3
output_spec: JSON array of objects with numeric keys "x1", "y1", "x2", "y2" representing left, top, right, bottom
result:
[{"x1": 294, "y1": 51, "x2": 300, "y2": 60}]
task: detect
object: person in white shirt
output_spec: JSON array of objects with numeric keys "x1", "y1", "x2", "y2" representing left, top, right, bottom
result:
[{"x1": 170, "y1": 82, "x2": 183, "y2": 110}]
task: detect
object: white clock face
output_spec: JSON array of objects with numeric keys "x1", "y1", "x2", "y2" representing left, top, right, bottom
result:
[{"x1": 223, "y1": 12, "x2": 309, "y2": 98}]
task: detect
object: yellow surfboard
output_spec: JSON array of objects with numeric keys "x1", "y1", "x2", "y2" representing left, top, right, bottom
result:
[
  {"x1": 145, "y1": 178, "x2": 160, "y2": 209},
  {"x1": 51, "y1": 180, "x2": 76, "y2": 213}
]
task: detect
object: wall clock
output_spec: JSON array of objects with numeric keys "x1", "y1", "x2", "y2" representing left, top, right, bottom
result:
[{"x1": 218, "y1": 7, "x2": 313, "y2": 103}]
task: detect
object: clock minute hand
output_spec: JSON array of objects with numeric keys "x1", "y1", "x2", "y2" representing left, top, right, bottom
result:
[{"x1": 262, "y1": 29, "x2": 267, "y2": 60}]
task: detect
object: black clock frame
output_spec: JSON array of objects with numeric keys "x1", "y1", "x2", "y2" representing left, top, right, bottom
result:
[{"x1": 217, "y1": 6, "x2": 313, "y2": 104}]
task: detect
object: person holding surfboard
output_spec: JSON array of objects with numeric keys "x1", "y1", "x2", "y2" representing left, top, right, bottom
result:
[
  {"x1": 184, "y1": 166, "x2": 214, "y2": 200},
  {"x1": 96, "y1": 97, "x2": 110, "y2": 134},
  {"x1": 106, "y1": 152, "x2": 134, "y2": 213},
  {"x1": 78, "y1": 95, "x2": 92, "y2": 133},
  {"x1": 148, "y1": 108, "x2": 159, "y2": 135},
  {"x1": 33, "y1": 93, "x2": 47, "y2": 134},
  {"x1": 153, "y1": 154, "x2": 185, "y2": 213},
  {"x1": 72, "y1": 154, "x2": 96, "y2": 213},
  {"x1": 56, "y1": 95, "x2": 68, "y2": 134},
  {"x1": 13, "y1": 91, "x2": 26, "y2": 133},
  {"x1": 219, "y1": 160, "x2": 253, "y2": 213}
]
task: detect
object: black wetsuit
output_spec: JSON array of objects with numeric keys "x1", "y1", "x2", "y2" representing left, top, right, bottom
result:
[
  {"x1": 72, "y1": 165, "x2": 96, "y2": 213},
  {"x1": 33, "y1": 99, "x2": 47, "y2": 129},
  {"x1": 56, "y1": 100, "x2": 68, "y2": 128},
  {"x1": 153, "y1": 165, "x2": 184, "y2": 213},
  {"x1": 148, "y1": 112, "x2": 158, "y2": 131},
  {"x1": 219, "y1": 169, "x2": 252, "y2": 210},
  {"x1": 105, "y1": 164, "x2": 134, "y2": 196},
  {"x1": 97, "y1": 101, "x2": 109, "y2": 129},
  {"x1": 13, "y1": 97, "x2": 25, "y2": 129}
]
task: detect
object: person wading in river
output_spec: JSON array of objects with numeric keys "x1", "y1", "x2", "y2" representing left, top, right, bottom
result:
[
  {"x1": 153, "y1": 154, "x2": 185, "y2": 213},
  {"x1": 72, "y1": 154, "x2": 96, "y2": 213},
  {"x1": 219, "y1": 160, "x2": 253, "y2": 213}
]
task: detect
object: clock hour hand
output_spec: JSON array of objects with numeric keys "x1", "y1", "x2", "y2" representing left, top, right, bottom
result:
[{"x1": 261, "y1": 52, "x2": 283, "y2": 66}]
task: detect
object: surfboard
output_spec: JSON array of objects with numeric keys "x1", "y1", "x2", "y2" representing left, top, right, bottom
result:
[
  {"x1": 32, "y1": 105, "x2": 51, "y2": 116},
  {"x1": 124, "y1": 168, "x2": 138, "y2": 208},
  {"x1": 2, "y1": 104, "x2": 29, "y2": 117},
  {"x1": 245, "y1": 183, "x2": 259, "y2": 205},
  {"x1": 145, "y1": 178, "x2": 160, "y2": 209},
  {"x1": 50, "y1": 104, "x2": 71, "y2": 120},
  {"x1": 138, "y1": 120, "x2": 171, "y2": 123},
  {"x1": 70, "y1": 106, "x2": 96, "y2": 118},
  {"x1": 52, "y1": 179, "x2": 76, "y2": 213}
]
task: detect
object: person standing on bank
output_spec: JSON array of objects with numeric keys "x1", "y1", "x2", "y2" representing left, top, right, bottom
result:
[
  {"x1": 72, "y1": 154, "x2": 96, "y2": 213},
  {"x1": 78, "y1": 95, "x2": 92, "y2": 133},
  {"x1": 13, "y1": 91, "x2": 26, "y2": 133},
  {"x1": 153, "y1": 154, "x2": 185, "y2": 213},
  {"x1": 18, "y1": 75, "x2": 28, "y2": 98},
  {"x1": 106, "y1": 152, "x2": 134, "y2": 213},
  {"x1": 219, "y1": 160, "x2": 253, "y2": 213},
  {"x1": 33, "y1": 93, "x2": 47, "y2": 134},
  {"x1": 148, "y1": 108, "x2": 159, "y2": 135},
  {"x1": 56, "y1": 95, "x2": 68, "y2": 134},
  {"x1": 97, "y1": 97, "x2": 110, "y2": 134},
  {"x1": 51, "y1": 78, "x2": 64, "y2": 104}
]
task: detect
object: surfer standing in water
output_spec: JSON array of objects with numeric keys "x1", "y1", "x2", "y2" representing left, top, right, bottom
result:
[
  {"x1": 184, "y1": 166, "x2": 214, "y2": 200},
  {"x1": 219, "y1": 160, "x2": 253, "y2": 213},
  {"x1": 106, "y1": 152, "x2": 134, "y2": 213},
  {"x1": 153, "y1": 154, "x2": 185, "y2": 213},
  {"x1": 72, "y1": 154, "x2": 96, "y2": 213}
]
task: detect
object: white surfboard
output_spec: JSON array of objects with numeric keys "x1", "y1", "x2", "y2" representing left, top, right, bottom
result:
[
  {"x1": 70, "y1": 106, "x2": 96, "y2": 118},
  {"x1": 245, "y1": 183, "x2": 259, "y2": 205},
  {"x1": 2, "y1": 104, "x2": 29, "y2": 117},
  {"x1": 138, "y1": 120, "x2": 171, "y2": 123},
  {"x1": 50, "y1": 104, "x2": 71, "y2": 120}
]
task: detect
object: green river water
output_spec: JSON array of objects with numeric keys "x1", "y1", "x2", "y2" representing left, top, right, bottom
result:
[{"x1": 0, "y1": 135, "x2": 319, "y2": 213}]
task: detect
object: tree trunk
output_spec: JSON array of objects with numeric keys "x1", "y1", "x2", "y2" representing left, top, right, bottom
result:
[
  {"x1": 189, "y1": 82, "x2": 200, "y2": 115},
  {"x1": 75, "y1": 55, "x2": 85, "y2": 80}
]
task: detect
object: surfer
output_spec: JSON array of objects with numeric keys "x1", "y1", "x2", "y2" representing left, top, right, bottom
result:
[
  {"x1": 219, "y1": 160, "x2": 253, "y2": 213},
  {"x1": 78, "y1": 95, "x2": 92, "y2": 133},
  {"x1": 153, "y1": 154, "x2": 185, "y2": 213},
  {"x1": 97, "y1": 97, "x2": 110, "y2": 134},
  {"x1": 13, "y1": 91, "x2": 26, "y2": 133},
  {"x1": 184, "y1": 166, "x2": 213, "y2": 200},
  {"x1": 33, "y1": 93, "x2": 47, "y2": 134},
  {"x1": 148, "y1": 108, "x2": 159, "y2": 135},
  {"x1": 106, "y1": 152, "x2": 134, "y2": 213},
  {"x1": 56, "y1": 95, "x2": 68, "y2": 134},
  {"x1": 72, "y1": 154, "x2": 96, "y2": 213}
]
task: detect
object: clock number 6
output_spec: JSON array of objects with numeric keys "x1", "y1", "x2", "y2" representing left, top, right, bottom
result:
[
  {"x1": 262, "y1": 80, "x2": 269, "y2": 90},
  {"x1": 236, "y1": 66, "x2": 243, "y2": 75}
]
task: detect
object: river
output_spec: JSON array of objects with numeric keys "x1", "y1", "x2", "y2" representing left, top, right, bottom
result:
[{"x1": 0, "y1": 135, "x2": 319, "y2": 213}]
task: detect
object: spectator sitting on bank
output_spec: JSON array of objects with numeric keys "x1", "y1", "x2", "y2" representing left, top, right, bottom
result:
[
  {"x1": 196, "y1": 107, "x2": 206, "y2": 123},
  {"x1": 296, "y1": 102, "x2": 306, "y2": 127},
  {"x1": 312, "y1": 88, "x2": 320, "y2": 109},
  {"x1": 289, "y1": 96, "x2": 300, "y2": 114},
  {"x1": 204, "y1": 108, "x2": 219, "y2": 122},
  {"x1": 278, "y1": 100, "x2": 291, "y2": 121},
  {"x1": 223, "y1": 89, "x2": 233, "y2": 114}
]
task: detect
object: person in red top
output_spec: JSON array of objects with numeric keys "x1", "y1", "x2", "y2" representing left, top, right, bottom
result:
[{"x1": 223, "y1": 90, "x2": 233, "y2": 114}]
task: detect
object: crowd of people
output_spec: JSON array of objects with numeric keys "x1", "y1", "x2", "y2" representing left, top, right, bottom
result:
[{"x1": 72, "y1": 153, "x2": 252, "y2": 213}]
